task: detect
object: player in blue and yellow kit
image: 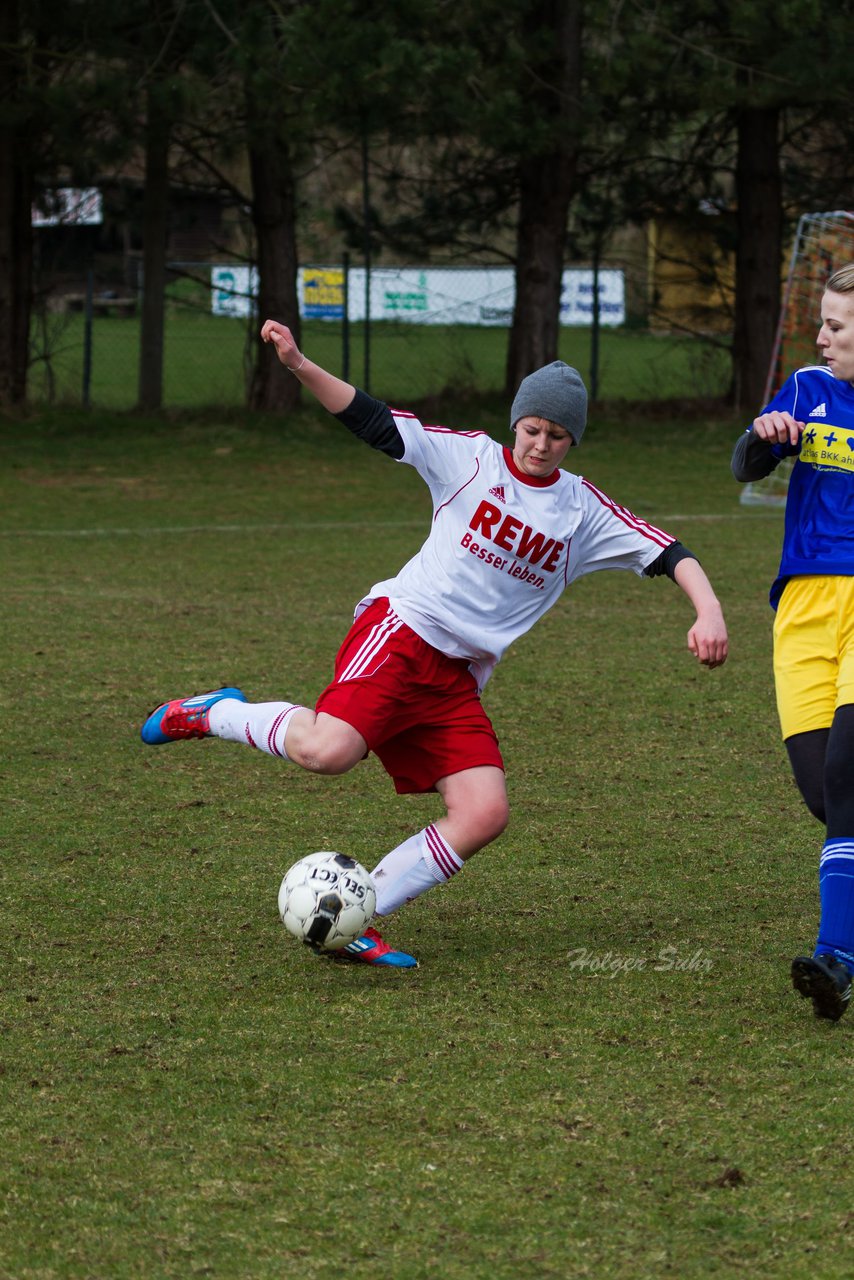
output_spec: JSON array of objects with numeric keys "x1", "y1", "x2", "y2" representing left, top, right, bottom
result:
[{"x1": 733, "y1": 264, "x2": 854, "y2": 1021}]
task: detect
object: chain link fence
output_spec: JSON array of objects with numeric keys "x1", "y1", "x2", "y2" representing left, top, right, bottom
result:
[{"x1": 29, "y1": 257, "x2": 732, "y2": 410}]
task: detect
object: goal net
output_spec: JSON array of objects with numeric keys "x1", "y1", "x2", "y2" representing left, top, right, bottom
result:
[{"x1": 740, "y1": 209, "x2": 854, "y2": 507}]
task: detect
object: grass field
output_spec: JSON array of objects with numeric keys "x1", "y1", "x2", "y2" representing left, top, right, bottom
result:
[
  {"x1": 2, "y1": 396, "x2": 851, "y2": 1280},
  {"x1": 27, "y1": 310, "x2": 731, "y2": 409}
]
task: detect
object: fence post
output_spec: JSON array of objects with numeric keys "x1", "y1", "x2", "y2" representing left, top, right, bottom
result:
[
  {"x1": 342, "y1": 251, "x2": 350, "y2": 383},
  {"x1": 361, "y1": 129, "x2": 371, "y2": 394},
  {"x1": 590, "y1": 246, "x2": 601, "y2": 402},
  {"x1": 82, "y1": 265, "x2": 94, "y2": 408}
]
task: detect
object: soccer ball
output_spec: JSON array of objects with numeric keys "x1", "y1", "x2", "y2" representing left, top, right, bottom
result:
[{"x1": 278, "y1": 852, "x2": 376, "y2": 951}]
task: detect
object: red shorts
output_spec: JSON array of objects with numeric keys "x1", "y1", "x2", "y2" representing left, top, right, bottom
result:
[{"x1": 315, "y1": 598, "x2": 504, "y2": 794}]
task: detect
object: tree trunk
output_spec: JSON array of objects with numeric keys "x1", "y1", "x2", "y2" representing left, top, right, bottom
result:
[
  {"x1": 138, "y1": 86, "x2": 171, "y2": 412},
  {"x1": 0, "y1": 2, "x2": 33, "y2": 409},
  {"x1": 506, "y1": 0, "x2": 582, "y2": 396},
  {"x1": 732, "y1": 105, "x2": 782, "y2": 411},
  {"x1": 508, "y1": 154, "x2": 577, "y2": 392},
  {"x1": 247, "y1": 131, "x2": 301, "y2": 413}
]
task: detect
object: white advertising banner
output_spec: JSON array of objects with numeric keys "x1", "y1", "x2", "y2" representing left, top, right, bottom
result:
[{"x1": 211, "y1": 264, "x2": 624, "y2": 326}]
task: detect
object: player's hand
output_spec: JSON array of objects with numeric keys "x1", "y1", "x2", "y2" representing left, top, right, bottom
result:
[
  {"x1": 751, "y1": 410, "x2": 804, "y2": 447},
  {"x1": 687, "y1": 609, "x2": 728, "y2": 669},
  {"x1": 260, "y1": 319, "x2": 303, "y2": 371}
]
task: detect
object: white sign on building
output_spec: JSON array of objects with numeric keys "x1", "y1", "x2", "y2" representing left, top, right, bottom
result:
[{"x1": 32, "y1": 188, "x2": 103, "y2": 227}]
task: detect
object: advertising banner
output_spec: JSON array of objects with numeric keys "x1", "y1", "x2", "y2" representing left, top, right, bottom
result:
[{"x1": 211, "y1": 264, "x2": 625, "y2": 326}]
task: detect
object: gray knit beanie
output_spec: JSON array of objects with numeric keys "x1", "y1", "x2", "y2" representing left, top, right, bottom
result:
[{"x1": 510, "y1": 361, "x2": 588, "y2": 445}]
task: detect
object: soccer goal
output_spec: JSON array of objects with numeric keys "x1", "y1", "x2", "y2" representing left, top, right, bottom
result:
[{"x1": 740, "y1": 209, "x2": 854, "y2": 507}]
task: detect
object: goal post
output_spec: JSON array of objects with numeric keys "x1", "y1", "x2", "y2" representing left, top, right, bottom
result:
[{"x1": 739, "y1": 209, "x2": 854, "y2": 507}]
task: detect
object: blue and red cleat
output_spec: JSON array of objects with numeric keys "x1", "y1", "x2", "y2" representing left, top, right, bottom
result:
[
  {"x1": 337, "y1": 926, "x2": 418, "y2": 968},
  {"x1": 141, "y1": 687, "x2": 246, "y2": 745}
]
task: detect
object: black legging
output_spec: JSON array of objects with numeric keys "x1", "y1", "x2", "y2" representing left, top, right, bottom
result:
[{"x1": 785, "y1": 703, "x2": 854, "y2": 835}]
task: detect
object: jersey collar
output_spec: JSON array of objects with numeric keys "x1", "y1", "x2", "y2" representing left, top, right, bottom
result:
[{"x1": 502, "y1": 445, "x2": 561, "y2": 487}]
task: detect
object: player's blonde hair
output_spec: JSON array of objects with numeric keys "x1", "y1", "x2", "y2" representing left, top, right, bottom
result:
[{"x1": 827, "y1": 265, "x2": 854, "y2": 295}]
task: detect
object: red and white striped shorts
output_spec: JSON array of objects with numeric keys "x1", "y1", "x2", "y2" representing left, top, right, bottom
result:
[{"x1": 314, "y1": 598, "x2": 504, "y2": 794}]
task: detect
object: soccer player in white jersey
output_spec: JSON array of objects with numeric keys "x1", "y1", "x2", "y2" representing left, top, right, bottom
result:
[{"x1": 141, "y1": 320, "x2": 729, "y2": 968}]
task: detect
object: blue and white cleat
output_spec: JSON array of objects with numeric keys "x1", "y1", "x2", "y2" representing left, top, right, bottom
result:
[
  {"x1": 337, "y1": 926, "x2": 418, "y2": 968},
  {"x1": 141, "y1": 687, "x2": 246, "y2": 745}
]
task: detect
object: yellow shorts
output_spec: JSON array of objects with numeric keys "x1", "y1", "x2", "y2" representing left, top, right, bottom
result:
[{"x1": 773, "y1": 576, "x2": 854, "y2": 739}]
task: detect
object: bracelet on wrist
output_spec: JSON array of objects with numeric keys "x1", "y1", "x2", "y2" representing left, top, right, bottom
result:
[{"x1": 287, "y1": 352, "x2": 306, "y2": 373}]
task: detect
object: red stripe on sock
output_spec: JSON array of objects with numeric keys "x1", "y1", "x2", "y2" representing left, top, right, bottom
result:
[
  {"x1": 267, "y1": 706, "x2": 301, "y2": 757},
  {"x1": 425, "y1": 824, "x2": 460, "y2": 880}
]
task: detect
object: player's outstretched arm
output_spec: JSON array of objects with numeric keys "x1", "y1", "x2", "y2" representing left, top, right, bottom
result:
[
  {"x1": 260, "y1": 319, "x2": 356, "y2": 414},
  {"x1": 672, "y1": 557, "x2": 728, "y2": 669}
]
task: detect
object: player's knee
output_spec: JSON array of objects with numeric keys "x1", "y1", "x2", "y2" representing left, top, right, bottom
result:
[
  {"x1": 493, "y1": 793, "x2": 511, "y2": 837},
  {"x1": 441, "y1": 793, "x2": 509, "y2": 859},
  {"x1": 795, "y1": 770, "x2": 827, "y2": 823},
  {"x1": 471, "y1": 793, "x2": 510, "y2": 845},
  {"x1": 802, "y1": 793, "x2": 827, "y2": 824},
  {"x1": 297, "y1": 738, "x2": 359, "y2": 776},
  {"x1": 824, "y1": 747, "x2": 854, "y2": 828}
]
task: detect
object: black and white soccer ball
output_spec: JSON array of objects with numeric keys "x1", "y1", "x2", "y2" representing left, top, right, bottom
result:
[{"x1": 278, "y1": 852, "x2": 376, "y2": 951}]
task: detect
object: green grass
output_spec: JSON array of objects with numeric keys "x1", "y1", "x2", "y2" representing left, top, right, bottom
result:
[
  {"x1": 27, "y1": 309, "x2": 731, "y2": 409},
  {"x1": 2, "y1": 398, "x2": 848, "y2": 1280}
]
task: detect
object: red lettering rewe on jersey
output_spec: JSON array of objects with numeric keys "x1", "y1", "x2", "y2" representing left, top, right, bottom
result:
[{"x1": 469, "y1": 499, "x2": 564, "y2": 572}]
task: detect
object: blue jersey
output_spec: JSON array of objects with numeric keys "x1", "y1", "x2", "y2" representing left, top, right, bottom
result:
[{"x1": 761, "y1": 366, "x2": 854, "y2": 608}]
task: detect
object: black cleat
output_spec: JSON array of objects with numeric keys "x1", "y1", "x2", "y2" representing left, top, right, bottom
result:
[{"x1": 791, "y1": 954, "x2": 852, "y2": 1022}]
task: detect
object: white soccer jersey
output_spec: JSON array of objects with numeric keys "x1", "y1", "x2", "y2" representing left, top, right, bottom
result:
[{"x1": 359, "y1": 411, "x2": 675, "y2": 689}]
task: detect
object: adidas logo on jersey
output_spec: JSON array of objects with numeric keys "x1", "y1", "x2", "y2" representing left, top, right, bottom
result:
[
  {"x1": 488, "y1": 485, "x2": 506, "y2": 503},
  {"x1": 809, "y1": 402, "x2": 827, "y2": 418}
]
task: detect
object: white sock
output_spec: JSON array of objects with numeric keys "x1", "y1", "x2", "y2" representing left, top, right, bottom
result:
[
  {"x1": 208, "y1": 699, "x2": 305, "y2": 760},
  {"x1": 372, "y1": 825, "x2": 464, "y2": 916}
]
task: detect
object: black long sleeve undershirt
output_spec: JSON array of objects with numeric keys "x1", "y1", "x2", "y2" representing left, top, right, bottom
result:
[
  {"x1": 642, "y1": 541, "x2": 697, "y2": 581},
  {"x1": 731, "y1": 429, "x2": 784, "y2": 483},
  {"x1": 334, "y1": 387, "x2": 404, "y2": 458}
]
